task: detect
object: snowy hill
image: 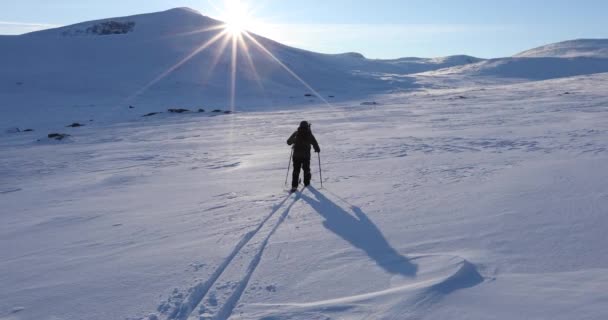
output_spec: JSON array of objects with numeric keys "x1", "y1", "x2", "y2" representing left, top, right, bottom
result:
[
  {"x1": 28, "y1": 7, "x2": 207, "y2": 37},
  {"x1": 3, "y1": 7, "x2": 608, "y2": 131},
  {"x1": 427, "y1": 56, "x2": 608, "y2": 80},
  {"x1": 421, "y1": 38, "x2": 608, "y2": 81},
  {"x1": 0, "y1": 7, "x2": 482, "y2": 130},
  {"x1": 380, "y1": 55, "x2": 483, "y2": 74},
  {"x1": 515, "y1": 39, "x2": 608, "y2": 58}
]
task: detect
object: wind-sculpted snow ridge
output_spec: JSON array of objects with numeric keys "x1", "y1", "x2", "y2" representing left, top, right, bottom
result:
[
  {"x1": 236, "y1": 254, "x2": 483, "y2": 319},
  {"x1": 413, "y1": 257, "x2": 484, "y2": 306}
]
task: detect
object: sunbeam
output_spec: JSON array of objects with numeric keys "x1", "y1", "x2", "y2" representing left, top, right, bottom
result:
[
  {"x1": 168, "y1": 24, "x2": 226, "y2": 38},
  {"x1": 201, "y1": 33, "x2": 232, "y2": 85},
  {"x1": 238, "y1": 33, "x2": 265, "y2": 91},
  {"x1": 230, "y1": 32, "x2": 238, "y2": 110},
  {"x1": 242, "y1": 31, "x2": 332, "y2": 107},
  {"x1": 126, "y1": 29, "x2": 228, "y2": 102}
]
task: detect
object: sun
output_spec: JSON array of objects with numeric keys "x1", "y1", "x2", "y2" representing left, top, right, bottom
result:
[{"x1": 221, "y1": 0, "x2": 253, "y2": 36}]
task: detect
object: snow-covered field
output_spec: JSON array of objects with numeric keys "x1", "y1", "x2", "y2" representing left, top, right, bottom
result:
[
  {"x1": 2, "y1": 7, "x2": 608, "y2": 320},
  {"x1": 2, "y1": 71, "x2": 608, "y2": 319}
]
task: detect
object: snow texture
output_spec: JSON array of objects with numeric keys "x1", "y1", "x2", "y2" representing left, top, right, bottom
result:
[{"x1": 1, "y1": 7, "x2": 608, "y2": 320}]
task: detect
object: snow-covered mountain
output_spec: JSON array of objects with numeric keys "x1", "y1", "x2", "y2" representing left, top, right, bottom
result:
[
  {"x1": 0, "y1": 8, "x2": 478, "y2": 117},
  {"x1": 3, "y1": 7, "x2": 608, "y2": 130},
  {"x1": 428, "y1": 56, "x2": 608, "y2": 80},
  {"x1": 426, "y1": 39, "x2": 608, "y2": 80},
  {"x1": 515, "y1": 39, "x2": 608, "y2": 58}
]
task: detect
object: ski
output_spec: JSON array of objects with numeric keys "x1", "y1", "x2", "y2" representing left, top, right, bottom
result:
[
  {"x1": 289, "y1": 185, "x2": 306, "y2": 194},
  {"x1": 286, "y1": 178, "x2": 303, "y2": 193},
  {"x1": 288, "y1": 183, "x2": 307, "y2": 194}
]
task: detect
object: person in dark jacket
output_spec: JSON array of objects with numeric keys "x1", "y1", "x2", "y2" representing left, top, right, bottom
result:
[{"x1": 287, "y1": 121, "x2": 320, "y2": 191}]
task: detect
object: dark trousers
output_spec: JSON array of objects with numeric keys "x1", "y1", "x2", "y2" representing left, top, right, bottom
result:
[{"x1": 292, "y1": 156, "x2": 311, "y2": 188}]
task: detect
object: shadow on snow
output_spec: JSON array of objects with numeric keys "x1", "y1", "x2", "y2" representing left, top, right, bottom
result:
[{"x1": 301, "y1": 187, "x2": 418, "y2": 277}]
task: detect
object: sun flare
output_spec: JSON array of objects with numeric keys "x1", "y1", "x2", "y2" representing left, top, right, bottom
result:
[{"x1": 221, "y1": 0, "x2": 252, "y2": 36}]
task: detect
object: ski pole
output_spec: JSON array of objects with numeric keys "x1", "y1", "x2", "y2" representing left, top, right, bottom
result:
[
  {"x1": 318, "y1": 152, "x2": 323, "y2": 189},
  {"x1": 284, "y1": 148, "x2": 293, "y2": 188}
]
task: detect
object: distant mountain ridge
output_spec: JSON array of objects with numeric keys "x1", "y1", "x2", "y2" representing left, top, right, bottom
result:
[
  {"x1": 426, "y1": 39, "x2": 608, "y2": 80},
  {"x1": 515, "y1": 39, "x2": 608, "y2": 58},
  {"x1": 429, "y1": 56, "x2": 608, "y2": 80},
  {"x1": 1, "y1": 7, "x2": 607, "y2": 121},
  {"x1": 0, "y1": 7, "x2": 483, "y2": 113},
  {"x1": 24, "y1": 7, "x2": 480, "y2": 66}
]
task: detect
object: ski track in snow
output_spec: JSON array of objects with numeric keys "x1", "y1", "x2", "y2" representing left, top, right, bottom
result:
[
  {"x1": 0, "y1": 188, "x2": 22, "y2": 194},
  {"x1": 210, "y1": 193, "x2": 302, "y2": 320},
  {"x1": 157, "y1": 187, "x2": 487, "y2": 320},
  {"x1": 162, "y1": 191, "x2": 301, "y2": 320}
]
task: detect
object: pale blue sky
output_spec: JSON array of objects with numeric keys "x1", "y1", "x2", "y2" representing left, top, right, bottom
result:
[{"x1": 2, "y1": 0, "x2": 608, "y2": 58}]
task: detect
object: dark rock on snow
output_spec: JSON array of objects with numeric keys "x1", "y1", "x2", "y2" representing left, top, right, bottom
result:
[
  {"x1": 48, "y1": 133, "x2": 70, "y2": 140},
  {"x1": 143, "y1": 112, "x2": 161, "y2": 117},
  {"x1": 66, "y1": 123, "x2": 84, "y2": 128},
  {"x1": 168, "y1": 108, "x2": 190, "y2": 113},
  {"x1": 361, "y1": 101, "x2": 378, "y2": 106},
  {"x1": 70, "y1": 21, "x2": 135, "y2": 36}
]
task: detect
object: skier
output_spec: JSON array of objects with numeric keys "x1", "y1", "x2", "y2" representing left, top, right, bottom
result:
[{"x1": 287, "y1": 121, "x2": 320, "y2": 192}]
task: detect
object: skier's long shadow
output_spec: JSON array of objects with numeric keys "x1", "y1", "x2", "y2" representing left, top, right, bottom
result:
[{"x1": 301, "y1": 187, "x2": 417, "y2": 277}]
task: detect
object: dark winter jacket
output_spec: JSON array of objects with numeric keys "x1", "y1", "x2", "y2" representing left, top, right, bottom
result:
[{"x1": 287, "y1": 124, "x2": 320, "y2": 159}]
